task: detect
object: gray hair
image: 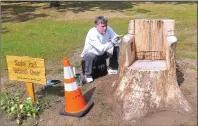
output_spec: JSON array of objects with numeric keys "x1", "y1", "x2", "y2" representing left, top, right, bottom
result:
[{"x1": 94, "y1": 16, "x2": 108, "y2": 25}]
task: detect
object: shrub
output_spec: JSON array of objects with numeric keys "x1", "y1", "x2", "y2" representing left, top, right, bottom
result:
[{"x1": 0, "y1": 93, "x2": 40, "y2": 125}]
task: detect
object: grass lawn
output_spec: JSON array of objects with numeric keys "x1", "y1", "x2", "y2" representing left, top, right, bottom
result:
[{"x1": 1, "y1": 2, "x2": 197, "y2": 71}]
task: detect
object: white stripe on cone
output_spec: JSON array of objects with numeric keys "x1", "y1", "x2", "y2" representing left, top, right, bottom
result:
[
  {"x1": 64, "y1": 82, "x2": 78, "y2": 91},
  {"x1": 64, "y1": 67, "x2": 74, "y2": 79}
]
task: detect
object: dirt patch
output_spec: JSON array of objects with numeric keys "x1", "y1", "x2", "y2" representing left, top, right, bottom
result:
[
  {"x1": 1, "y1": 48, "x2": 197, "y2": 126},
  {"x1": 38, "y1": 75, "x2": 125, "y2": 126},
  {"x1": 33, "y1": 58, "x2": 197, "y2": 126}
]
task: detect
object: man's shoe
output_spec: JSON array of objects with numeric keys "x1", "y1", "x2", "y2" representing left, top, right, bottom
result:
[
  {"x1": 107, "y1": 69, "x2": 118, "y2": 75},
  {"x1": 85, "y1": 76, "x2": 93, "y2": 83}
]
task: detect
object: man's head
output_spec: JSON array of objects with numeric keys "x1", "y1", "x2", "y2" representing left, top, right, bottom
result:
[{"x1": 95, "y1": 16, "x2": 108, "y2": 35}]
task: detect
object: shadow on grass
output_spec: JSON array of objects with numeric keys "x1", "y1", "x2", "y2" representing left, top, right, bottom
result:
[
  {"x1": 1, "y1": 3, "x2": 48, "y2": 23},
  {"x1": 43, "y1": 1, "x2": 132, "y2": 12},
  {"x1": 1, "y1": 27, "x2": 10, "y2": 34},
  {"x1": 44, "y1": 1, "x2": 148, "y2": 14},
  {"x1": 2, "y1": 1, "x2": 195, "y2": 24},
  {"x1": 1, "y1": 1, "x2": 152, "y2": 23},
  {"x1": 153, "y1": 1, "x2": 197, "y2": 5},
  {"x1": 53, "y1": 1, "x2": 196, "y2": 13}
]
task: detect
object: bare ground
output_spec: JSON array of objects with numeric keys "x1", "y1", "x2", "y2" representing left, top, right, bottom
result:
[
  {"x1": 36, "y1": 58, "x2": 198, "y2": 126},
  {"x1": 1, "y1": 49, "x2": 197, "y2": 126}
]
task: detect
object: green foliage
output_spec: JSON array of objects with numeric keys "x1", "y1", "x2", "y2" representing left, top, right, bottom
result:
[
  {"x1": 0, "y1": 93, "x2": 40, "y2": 125},
  {"x1": 19, "y1": 97, "x2": 40, "y2": 118},
  {"x1": 0, "y1": 92, "x2": 20, "y2": 115}
]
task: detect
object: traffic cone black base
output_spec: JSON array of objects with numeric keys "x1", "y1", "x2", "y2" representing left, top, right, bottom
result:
[{"x1": 59, "y1": 100, "x2": 94, "y2": 117}]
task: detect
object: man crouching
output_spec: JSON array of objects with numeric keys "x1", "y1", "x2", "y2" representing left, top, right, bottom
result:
[{"x1": 81, "y1": 16, "x2": 121, "y2": 83}]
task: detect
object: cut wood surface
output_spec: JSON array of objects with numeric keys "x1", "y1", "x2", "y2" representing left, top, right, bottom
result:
[{"x1": 114, "y1": 19, "x2": 192, "y2": 121}]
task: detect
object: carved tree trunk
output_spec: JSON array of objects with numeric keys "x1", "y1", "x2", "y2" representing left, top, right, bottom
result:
[{"x1": 114, "y1": 19, "x2": 192, "y2": 121}]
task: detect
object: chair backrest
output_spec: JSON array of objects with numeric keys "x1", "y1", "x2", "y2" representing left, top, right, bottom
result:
[{"x1": 128, "y1": 19, "x2": 175, "y2": 60}]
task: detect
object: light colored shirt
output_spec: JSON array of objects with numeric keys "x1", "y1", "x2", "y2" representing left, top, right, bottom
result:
[{"x1": 81, "y1": 26, "x2": 118, "y2": 57}]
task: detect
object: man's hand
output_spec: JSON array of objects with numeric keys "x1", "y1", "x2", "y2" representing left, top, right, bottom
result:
[
  {"x1": 104, "y1": 42, "x2": 113, "y2": 51},
  {"x1": 109, "y1": 35, "x2": 123, "y2": 46}
]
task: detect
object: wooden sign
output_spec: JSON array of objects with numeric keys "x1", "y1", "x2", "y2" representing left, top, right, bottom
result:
[{"x1": 6, "y1": 55, "x2": 46, "y2": 84}]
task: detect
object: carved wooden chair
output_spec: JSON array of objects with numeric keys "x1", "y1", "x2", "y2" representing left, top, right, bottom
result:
[
  {"x1": 115, "y1": 19, "x2": 192, "y2": 120},
  {"x1": 122, "y1": 19, "x2": 177, "y2": 70}
]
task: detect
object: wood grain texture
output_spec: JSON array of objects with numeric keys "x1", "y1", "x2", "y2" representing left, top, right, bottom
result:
[
  {"x1": 133, "y1": 19, "x2": 175, "y2": 60},
  {"x1": 6, "y1": 55, "x2": 46, "y2": 84},
  {"x1": 114, "y1": 19, "x2": 192, "y2": 121}
]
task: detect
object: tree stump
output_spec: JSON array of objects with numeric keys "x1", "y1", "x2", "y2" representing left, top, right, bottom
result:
[{"x1": 114, "y1": 19, "x2": 192, "y2": 121}]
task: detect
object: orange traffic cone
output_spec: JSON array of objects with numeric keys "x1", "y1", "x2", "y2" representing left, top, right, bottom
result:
[{"x1": 59, "y1": 57, "x2": 93, "y2": 117}]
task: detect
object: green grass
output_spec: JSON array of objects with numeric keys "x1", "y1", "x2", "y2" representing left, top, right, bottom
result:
[
  {"x1": 176, "y1": 51, "x2": 197, "y2": 59},
  {"x1": 1, "y1": 2, "x2": 197, "y2": 71},
  {"x1": 1, "y1": 18, "x2": 129, "y2": 71},
  {"x1": 2, "y1": 19, "x2": 90, "y2": 57},
  {"x1": 177, "y1": 42, "x2": 197, "y2": 52},
  {"x1": 2, "y1": 19, "x2": 89, "y2": 70}
]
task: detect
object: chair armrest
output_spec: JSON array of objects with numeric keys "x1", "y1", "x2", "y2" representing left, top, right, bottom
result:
[
  {"x1": 122, "y1": 34, "x2": 135, "y2": 67},
  {"x1": 166, "y1": 35, "x2": 177, "y2": 69},
  {"x1": 167, "y1": 36, "x2": 177, "y2": 46}
]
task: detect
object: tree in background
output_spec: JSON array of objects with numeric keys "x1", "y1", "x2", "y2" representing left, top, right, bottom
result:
[{"x1": 50, "y1": 1, "x2": 60, "y2": 8}]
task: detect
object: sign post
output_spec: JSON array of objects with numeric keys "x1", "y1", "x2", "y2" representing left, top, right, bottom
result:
[
  {"x1": 26, "y1": 82, "x2": 35, "y2": 103},
  {"x1": 6, "y1": 56, "x2": 46, "y2": 103}
]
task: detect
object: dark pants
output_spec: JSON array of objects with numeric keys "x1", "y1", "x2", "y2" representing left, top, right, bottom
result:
[{"x1": 83, "y1": 46, "x2": 119, "y2": 77}]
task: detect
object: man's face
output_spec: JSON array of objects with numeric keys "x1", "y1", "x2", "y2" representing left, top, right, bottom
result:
[{"x1": 96, "y1": 23, "x2": 107, "y2": 35}]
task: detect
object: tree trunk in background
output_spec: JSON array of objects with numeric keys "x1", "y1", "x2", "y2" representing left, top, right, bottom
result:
[
  {"x1": 50, "y1": 1, "x2": 60, "y2": 8},
  {"x1": 114, "y1": 19, "x2": 192, "y2": 121}
]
